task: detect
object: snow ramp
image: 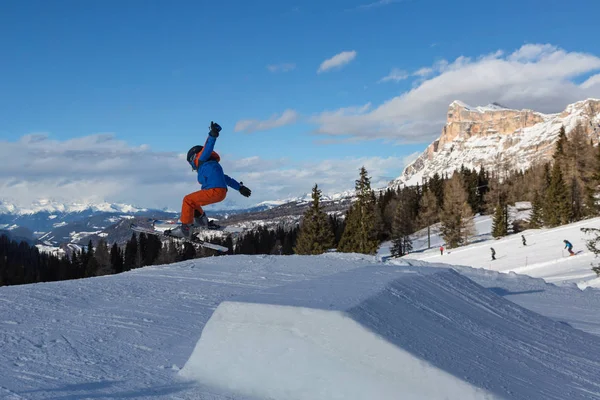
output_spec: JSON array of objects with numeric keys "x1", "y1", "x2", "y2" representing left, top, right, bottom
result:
[{"x1": 179, "y1": 265, "x2": 600, "y2": 400}]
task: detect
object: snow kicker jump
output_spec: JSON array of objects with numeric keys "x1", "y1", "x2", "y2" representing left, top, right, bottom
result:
[{"x1": 179, "y1": 265, "x2": 600, "y2": 400}]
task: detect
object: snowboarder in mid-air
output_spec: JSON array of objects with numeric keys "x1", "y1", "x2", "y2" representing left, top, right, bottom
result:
[
  {"x1": 168, "y1": 122, "x2": 252, "y2": 239},
  {"x1": 490, "y1": 247, "x2": 496, "y2": 261},
  {"x1": 564, "y1": 240, "x2": 575, "y2": 256}
]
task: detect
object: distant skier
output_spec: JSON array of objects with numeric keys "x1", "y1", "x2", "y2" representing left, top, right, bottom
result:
[
  {"x1": 169, "y1": 122, "x2": 252, "y2": 239},
  {"x1": 440, "y1": 245, "x2": 444, "y2": 255},
  {"x1": 521, "y1": 235, "x2": 526, "y2": 246},
  {"x1": 563, "y1": 240, "x2": 575, "y2": 256},
  {"x1": 490, "y1": 247, "x2": 496, "y2": 261}
]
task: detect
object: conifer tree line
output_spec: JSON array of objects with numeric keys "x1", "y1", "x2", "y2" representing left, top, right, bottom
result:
[
  {"x1": 0, "y1": 232, "x2": 213, "y2": 287},
  {"x1": 296, "y1": 122, "x2": 600, "y2": 257}
]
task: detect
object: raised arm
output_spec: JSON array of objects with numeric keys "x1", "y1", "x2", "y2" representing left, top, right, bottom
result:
[
  {"x1": 199, "y1": 122, "x2": 221, "y2": 162},
  {"x1": 199, "y1": 135, "x2": 217, "y2": 162}
]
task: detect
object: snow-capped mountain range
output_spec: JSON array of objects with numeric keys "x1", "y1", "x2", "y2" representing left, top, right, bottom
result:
[
  {"x1": 0, "y1": 199, "x2": 180, "y2": 247},
  {"x1": 0, "y1": 199, "x2": 154, "y2": 215},
  {"x1": 393, "y1": 98, "x2": 600, "y2": 187}
]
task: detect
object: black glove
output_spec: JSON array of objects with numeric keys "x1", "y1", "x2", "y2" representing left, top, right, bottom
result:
[
  {"x1": 239, "y1": 183, "x2": 251, "y2": 198},
  {"x1": 209, "y1": 121, "x2": 222, "y2": 137}
]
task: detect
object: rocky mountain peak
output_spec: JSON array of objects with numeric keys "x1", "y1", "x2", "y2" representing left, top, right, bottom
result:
[{"x1": 393, "y1": 98, "x2": 600, "y2": 187}]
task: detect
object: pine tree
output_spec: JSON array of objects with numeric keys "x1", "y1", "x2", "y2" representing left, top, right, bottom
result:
[
  {"x1": 71, "y1": 251, "x2": 82, "y2": 279},
  {"x1": 110, "y1": 243, "x2": 124, "y2": 274},
  {"x1": 569, "y1": 176, "x2": 584, "y2": 222},
  {"x1": 223, "y1": 236, "x2": 234, "y2": 255},
  {"x1": 461, "y1": 167, "x2": 480, "y2": 213},
  {"x1": 543, "y1": 161, "x2": 570, "y2": 227},
  {"x1": 390, "y1": 196, "x2": 414, "y2": 257},
  {"x1": 477, "y1": 166, "x2": 490, "y2": 212},
  {"x1": 143, "y1": 234, "x2": 162, "y2": 265},
  {"x1": 439, "y1": 173, "x2": 475, "y2": 248},
  {"x1": 294, "y1": 184, "x2": 335, "y2": 255},
  {"x1": 282, "y1": 226, "x2": 298, "y2": 255},
  {"x1": 137, "y1": 232, "x2": 147, "y2": 268},
  {"x1": 554, "y1": 125, "x2": 567, "y2": 160},
  {"x1": 84, "y1": 240, "x2": 98, "y2": 277},
  {"x1": 529, "y1": 191, "x2": 544, "y2": 228},
  {"x1": 543, "y1": 162, "x2": 552, "y2": 189},
  {"x1": 94, "y1": 239, "x2": 113, "y2": 276},
  {"x1": 491, "y1": 202, "x2": 508, "y2": 238},
  {"x1": 329, "y1": 214, "x2": 345, "y2": 247},
  {"x1": 563, "y1": 123, "x2": 597, "y2": 220},
  {"x1": 428, "y1": 172, "x2": 445, "y2": 209},
  {"x1": 460, "y1": 202, "x2": 476, "y2": 244},
  {"x1": 416, "y1": 189, "x2": 438, "y2": 249},
  {"x1": 124, "y1": 233, "x2": 138, "y2": 271},
  {"x1": 337, "y1": 167, "x2": 381, "y2": 254}
]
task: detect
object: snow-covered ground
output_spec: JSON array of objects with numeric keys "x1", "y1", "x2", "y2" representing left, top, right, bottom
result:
[
  {"x1": 386, "y1": 215, "x2": 600, "y2": 289},
  {"x1": 0, "y1": 254, "x2": 379, "y2": 399},
  {"x1": 3, "y1": 217, "x2": 600, "y2": 398}
]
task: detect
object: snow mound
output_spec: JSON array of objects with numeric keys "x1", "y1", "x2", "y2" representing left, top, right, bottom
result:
[{"x1": 180, "y1": 265, "x2": 600, "y2": 400}]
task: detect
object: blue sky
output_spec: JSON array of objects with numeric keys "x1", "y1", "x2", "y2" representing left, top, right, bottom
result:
[{"x1": 1, "y1": 0, "x2": 600, "y2": 210}]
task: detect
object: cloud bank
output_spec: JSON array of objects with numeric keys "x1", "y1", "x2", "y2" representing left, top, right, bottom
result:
[
  {"x1": 0, "y1": 134, "x2": 409, "y2": 210},
  {"x1": 312, "y1": 43, "x2": 600, "y2": 144}
]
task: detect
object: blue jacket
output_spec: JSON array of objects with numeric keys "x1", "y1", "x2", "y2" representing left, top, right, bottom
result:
[
  {"x1": 193, "y1": 135, "x2": 241, "y2": 191},
  {"x1": 564, "y1": 241, "x2": 573, "y2": 249}
]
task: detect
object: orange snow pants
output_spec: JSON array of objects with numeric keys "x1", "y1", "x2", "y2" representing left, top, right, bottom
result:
[{"x1": 180, "y1": 188, "x2": 227, "y2": 224}]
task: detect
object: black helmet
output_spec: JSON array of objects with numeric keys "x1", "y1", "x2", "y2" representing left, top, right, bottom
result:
[{"x1": 187, "y1": 145, "x2": 203, "y2": 170}]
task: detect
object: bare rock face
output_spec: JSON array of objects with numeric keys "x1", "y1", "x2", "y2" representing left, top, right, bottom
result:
[{"x1": 394, "y1": 99, "x2": 600, "y2": 186}]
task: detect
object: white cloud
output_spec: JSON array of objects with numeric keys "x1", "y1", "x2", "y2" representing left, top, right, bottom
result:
[
  {"x1": 311, "y1": 43, "x2": 600, "y2": 144},
  {"x1": 0, "y1": 134, "x2": 411, "y2": 210},
  {"x1": 317, "y1": 51, "x2": 357, "y2": 74},
  {"x1": 581, "y1": 74, "x2": 600, "y2": 90},
  {"x1": 357, "y1": 0, "x2": 401, "y2": 10},
  {"x1": 0, "y1": 133, "x2": 191, "y2": 210},
  {"x1": 508, "y1": 43, "x2": 556, "y2": 62},
  {"x1": 234, "y1": 109, "x2": 299, "y2": 133},
  {"x1": 267, "y1": 63, "x2": 296, "y2": 73},
  {"x1": 379, "y1": 68, "x2": 409, "y2": 83},
  {"x1": 224, "y1": 155, "x2": 409, "y2": 202},
  {"x1": 413, "y1": 67, "x2": 434, "y2": 77}
]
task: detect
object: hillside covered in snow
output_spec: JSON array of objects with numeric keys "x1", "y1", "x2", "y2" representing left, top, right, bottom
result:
[{"x1": 3, "y1": 216, "x2": 600, "y2": 398}]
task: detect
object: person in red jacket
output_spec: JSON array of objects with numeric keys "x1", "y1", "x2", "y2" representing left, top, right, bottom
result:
[{"x1": 168, "y1": 122, "x2": 251, "y2": 239}]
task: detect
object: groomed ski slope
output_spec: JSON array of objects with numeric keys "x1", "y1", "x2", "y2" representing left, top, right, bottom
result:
[
  {"x1": 0, "y1": 217, "x2": 600, "y2": 398},
  {"x1": 393, "y1": 215, "x2": 600, "y2": 289}
]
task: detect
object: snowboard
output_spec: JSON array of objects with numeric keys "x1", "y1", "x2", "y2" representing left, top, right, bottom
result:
[
  {"x1": 130, "y1": 223, "x2": 230, "y2": 253},
  {"x1": 150, "y1": 219, "x2": 245, "y2": 235}
]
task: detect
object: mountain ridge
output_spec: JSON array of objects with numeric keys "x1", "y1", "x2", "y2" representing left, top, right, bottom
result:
[{"x1": 393, "y1": 98, "x2": 600, "y2": 187}]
